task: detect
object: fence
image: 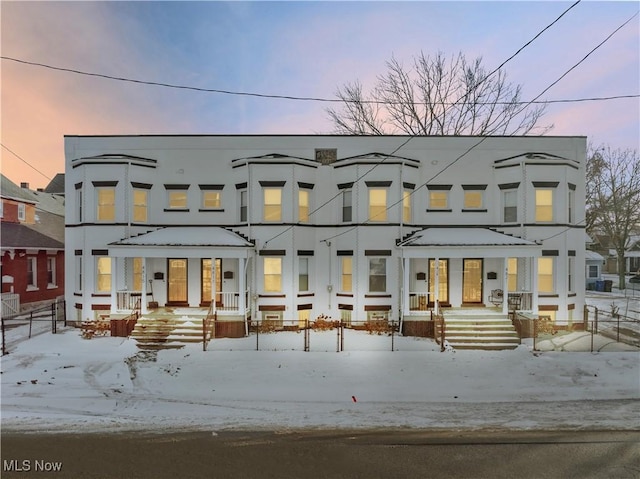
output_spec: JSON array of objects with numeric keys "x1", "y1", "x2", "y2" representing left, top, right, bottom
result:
[
  {"x1": 583, "y1": 305, "x2": 640, "y2": 351},
  {"x1": 2, "y1": 298, "x2": 67, "y2": 355},
  {"x1": 1, "y1": 292, "x2": 20, "y2": 318}
]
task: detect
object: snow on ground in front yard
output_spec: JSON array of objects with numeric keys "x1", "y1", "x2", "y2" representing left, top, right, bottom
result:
[{"x1": 1, "y1": 327, "x2": 639, "y2": 434}]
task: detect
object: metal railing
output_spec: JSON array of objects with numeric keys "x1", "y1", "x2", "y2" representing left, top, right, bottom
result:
[
  {"x1": 202, "y1": 300, "x2": 216, "y2": 351},
  {"x1": 2, "y1": 298, "x2": 66, "y2": 355}
]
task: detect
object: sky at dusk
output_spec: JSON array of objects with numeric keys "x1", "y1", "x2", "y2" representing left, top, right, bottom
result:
[{"x1": 1, "y1": 1, "x2": 638, "y2": 190}]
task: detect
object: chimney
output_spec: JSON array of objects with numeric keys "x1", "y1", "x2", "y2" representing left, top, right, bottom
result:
[
  {"x1": 37, "y1": 188, "x2": 44, "y2": 192},
  {"x1": 20, "y1": 182, "x2": 29, "y2": 189}
]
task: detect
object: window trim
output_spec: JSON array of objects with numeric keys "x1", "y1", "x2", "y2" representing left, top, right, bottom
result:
[
  {"x1": 17, "y1": 203, "x2": 26, "y2": 221},
  {"x1": 47, "y1": 256, "x2": 57, "y2": 287}
]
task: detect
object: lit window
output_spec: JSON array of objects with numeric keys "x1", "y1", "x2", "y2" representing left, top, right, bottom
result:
[
  {"x1": 342, "y1": 190, "x2": 352, "y2": 222},
  {"x1": 240, "y1": 190, "x2": 248, "y2": 222},
  {"x1": 299, "y1": 189, "x2": 309, "y2": 223},
  {"x1": 464, "y1": 191, "x2": 483, "y2": 209},
  {"x1": 47, "y1": 257, "x2": 56, "y2": 285},
  {"x1": 429, "y1": 191, "x2": 448, "y2": 210},
  {"x1": 133, "y1": 258, "x2": 143, "y2": 291},
  {"x1": 202, "y1": 191, "x2": 222, "y2": 209},
  {"x1": 298, "y1": 258, "x2": 309, "y2": 291},
  {"x1": 298, "y1": 309, "x2": 311, "y2": 328},
  {"x1": 96, "y1": 257, "x2": 112, "y2": 293},
  {"x1": 341, "y1": 257, "x2": 352, "y2": 292},
  {"x1": 503, "y1": 190, "x2": 517, "y2": 223},
  {"x1": 538, "y1": 257, "x2": 554, "y2": 293},
  {"x1": 369, "y1": 258, "x2": 386, "y2": 292},
  {"x1": 264, "y1": 257, "x2": 282, "y2": 292},
  {"x1": 133, "y1": 189, "x2": 148, "y2": 222},
  {"x1": 27, "y1": 257, "x2": 37, "y2": 288},
  {"x1": 263, "y1": 188, "x2": 282, "y2": 221},
  {"x1": 403, "y1": 190, "x2": 412, "y2": 223},
  {"x1": 168, "y1": 190, "x2": 188, "y2": 209},
  {"x1": 507, "y1": 258, "x2": 518, "y2": 291},
  {"x1": 368, "y1": 189, "x2": 387, "y2": 222},
  {"x1": 18, "y1": 203, "x2": 26, "y2": 221},
  {"x1": 535, "y1": 189, "x2": 553, "y2": 222},
  {"x1": 97, "y1": 188, "x2": 116, "y2": 221}
]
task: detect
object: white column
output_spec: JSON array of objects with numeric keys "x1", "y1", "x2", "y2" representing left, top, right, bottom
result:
[
  {"x1": 434, "y1": 257, "x2": 440, "y2": 314},
  {"x1": 502, "y1": 257, "x2": 509, "y2": 315},
  {"x1": 141, "y1": 258, "x2": 148, "y2": 314},
  {"x1": 239, "y1": 257, "x2": 246, "y2": 313},
  {"x1": 110, "y1": 257, "x2": 118, "y2": 312},
  {"x1": 532, "y1": 257, "x2": 539, "y2": 314}
]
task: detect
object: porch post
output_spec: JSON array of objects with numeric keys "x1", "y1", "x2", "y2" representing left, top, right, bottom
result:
[
  {"x1": 141, "y1": 258, "x2": 148, "y2": 314},
  {"x1": 211, "y1": 258, "x2": 216, "y2": 313},
  {"x1": 239, "y1": 257, "x2": 246, "y2": 313},
  {"x1": 531, "y1": 257, "x2": 539, "y2": 314},
  {"x1": 403, "y1": 257, "x2": 410, "y2": 316},
  {"x1": 502, "y1": 257, "x2": 509, "y2": 315},
  {"x1": 434, "y1": 257, "x2": 440, "y2": 315},
  {"x1": 110, "y1": 257, "x2": 118, "y2": 312}
]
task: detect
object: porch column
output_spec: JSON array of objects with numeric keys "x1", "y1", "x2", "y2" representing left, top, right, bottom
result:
[
  {"x1": 502, "y1": 257, "x2": 509, "y2": 315},
  {"x1": 531, "y1": 257, "x2": 539, "y2": 314},
  {"x1": 110, "y1": 257, "x2": 118, "y2": 312},
  {"x1": 141, "y1": 258, "x2": 148, "y2": 314},
  {"x1": 239, "y1": 257, "x2": 246, "y2": 313},
  {"x1": 211, "y1": 258, "x2": 216, "y2": 313},
  {"x1": 403, "y1": 257, "x2": 410, "y2": 316},
  {"x1": 434, "y1": 256, "x2": 440, "y2": 315}
]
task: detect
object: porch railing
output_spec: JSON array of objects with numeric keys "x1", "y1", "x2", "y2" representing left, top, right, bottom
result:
[
  {"x1": 117, "y1": 290, "x2": 142, "y2": 311},
  {"x1": 213, "y1": 292, "x2": 241, "y2": 312},
  {"x1": 408, "y1": 292, "x2": 430, "y2": 313},
  {"x1": 1, "y1": 293, "x2": 20, "y2": 318},
  {"x1": 507, "y1": 291, "x2": 533, "y2": 311}
]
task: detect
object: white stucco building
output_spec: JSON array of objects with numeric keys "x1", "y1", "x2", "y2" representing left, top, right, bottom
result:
[{"x1": 64, "y1": 135, "x2": 586, "y2": 335}]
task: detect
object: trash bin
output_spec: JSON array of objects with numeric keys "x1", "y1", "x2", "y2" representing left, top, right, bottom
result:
[
  {"x1": 595, "y1": 280, "x2": 605, "y2": 292},
  {"x1": 604, "y1": 280, "x2": 613, "y2": 292}
]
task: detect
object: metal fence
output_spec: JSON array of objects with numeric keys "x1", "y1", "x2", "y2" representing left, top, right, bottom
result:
[{"x1": 2, "y1": 298, "x2": 67, "y2": 356}]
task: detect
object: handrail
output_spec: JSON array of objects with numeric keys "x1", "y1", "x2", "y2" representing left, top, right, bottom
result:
[{"x1": 203, "y1": 300, "x2": 216, "y2": 351}]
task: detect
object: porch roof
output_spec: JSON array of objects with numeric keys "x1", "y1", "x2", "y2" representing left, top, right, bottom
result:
[
  {"x1": 108, "y1": 227, "x2": 254, "y2": 258},
  {"x1": 398, "y1": 228, "x2": 540, "y2": 258}
]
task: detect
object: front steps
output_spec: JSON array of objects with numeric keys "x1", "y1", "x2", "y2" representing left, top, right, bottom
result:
[
  {"x1": 442, "y1": 309, "x2": 520, "y2": 350},
  {"x1": 130, "y1": 316, "x2": 204, "y2": 350}
]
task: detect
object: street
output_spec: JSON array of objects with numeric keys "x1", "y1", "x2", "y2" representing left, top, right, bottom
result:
[{"x1": 2, "y1": 429, "x2": 638, "y2": 479}]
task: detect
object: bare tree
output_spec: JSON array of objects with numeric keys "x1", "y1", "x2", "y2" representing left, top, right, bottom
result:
[
  {"x1": 327, "y1": 51, "x2": 552, "y2": 136},
  {"x1": 586, "y1": 145, "x2": 640, "y2": 290}
]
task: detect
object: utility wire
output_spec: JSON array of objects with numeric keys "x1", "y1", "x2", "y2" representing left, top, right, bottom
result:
[
  {"x1": 318, "y1": 9, "x2": 639, "y2": 244},
  {"x1": 1, "y1": 143, "x2": 52, "y2": 181},
  {"x1": 2, "y1": 55, "x2": 636, "y2": 106}
]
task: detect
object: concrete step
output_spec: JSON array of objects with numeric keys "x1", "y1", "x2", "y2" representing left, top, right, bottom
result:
[{"x1": 451, "y1": 342, "x2": 519, "y2": 350}]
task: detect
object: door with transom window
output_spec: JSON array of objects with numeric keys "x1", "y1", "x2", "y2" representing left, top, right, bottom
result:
[{"x1": 463, "y1": 258, "x2": 483, "y2": 303}]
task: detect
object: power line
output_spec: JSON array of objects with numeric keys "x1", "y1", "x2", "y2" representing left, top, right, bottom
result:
[
  {"x1": 1, "y1": 56, "x2": 637, "y2": 106},
  {"x1": 1, "y1": 143, "x2": 52, "y2": 181},
  {"x1": 318, "y1": 10, "x2": 639, "y2": 244}
]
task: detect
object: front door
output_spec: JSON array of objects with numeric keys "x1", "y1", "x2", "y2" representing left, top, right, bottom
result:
[
  {"x1": 167, "y1": 258, "x2": 188, "y2": 305},
  {"x1": 463, "y1": 258, "x2": 483, "y2": 303}
]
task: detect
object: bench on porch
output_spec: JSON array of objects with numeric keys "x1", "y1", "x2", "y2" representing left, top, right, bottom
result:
[{"x1": 488, "y1": 289, "x2": 503, "y2": 306}]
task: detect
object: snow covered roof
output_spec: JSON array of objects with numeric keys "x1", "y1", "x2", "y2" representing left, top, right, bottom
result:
[
  {"x1": 585, "y1": 250, "x2": 604, "y2": 261},
  {"x1": 110, "y1": 227, "x2": 254, "y2": 248},
  {"x1": 399, "y1": 228, "x2": 538, "y2": 247}
]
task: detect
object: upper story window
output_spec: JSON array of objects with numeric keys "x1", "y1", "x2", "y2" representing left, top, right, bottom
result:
[
  {"x1": 366, "y1": 181, "x2": 391, "y2": 222},
  {"x1": 568, "y1": 184, "x2": 576, "y2": 223},
  {"x1": 462, "y1": 184, "x2": 487, "y2": 211},
  {"x1": 298, "y1": 183, "x2": 313, "y2": 223},
  {"x1": 260, "y1": 181, "x2": 285, "y2": 222},
  {"x1": 499, "y1": 183, "x2": 520, "y2": 223},
  {"x1": 240, "y1": 190, "x2": 248, "y2": 222},
  {"x1": 17, "y1": 203, "x2": 26, "y2": 221},
  {"x1": 533, "y1": 182, "x2": 558, "y2": 223},
  {"x1": 403, "y1": 184, "x2": 414, "y2": 223},
  {"x1": 96, "y1": 188, "x2": 115, "y2": 221},
  {"x1": 427, "y1": 185, "x2": 452, "y2": 211},
  {"x1": 75, "y1": 183, "x2": 83, "y2": 222},
  {"x1": 342, "y1": 189, "x2": 352, "y2": 222},
  {"x1": 199, "y1": 184, "x2": 224, "y2": 211},
  {"x1": 132, "y1": 187, "x2": 149, "y2": 223},
  {"x1": 164, "y1": 184, "x2": 190, "y2": 211}
]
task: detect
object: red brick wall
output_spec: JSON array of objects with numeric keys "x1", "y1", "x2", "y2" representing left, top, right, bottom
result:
[{"x1": 1, "y1": 250, "x2": 65, "y2": 305}]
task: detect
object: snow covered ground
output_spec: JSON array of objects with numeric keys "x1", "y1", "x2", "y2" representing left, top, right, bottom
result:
[{"x1": 1, "y1": 323, "x2": 638, "y2": 434}]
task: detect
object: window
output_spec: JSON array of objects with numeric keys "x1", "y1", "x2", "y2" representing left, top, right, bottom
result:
[
  {"x1": 27, "y1": 257, "x2": 37, "y2": 288},
  {"x1": 340, "y1": 309, "x2": 352, "y2": 326},
  {"x1": 96, "y1": 257, "x2": 112, "y2": 293},
  {"x1": 535, "y1": 189, "x2": 553, "y2": 222},
  {"x1": 368, "y1": 189, "x2": 387, "y2": 222},
  {"x1": 538, "y1": 257, "x2": 554, "y2": 293},
  {"x1": 403, "y1": 190, "x2": 412, "y2": 223},
  {"x1": 168, "y1": 190, "x2": 188, "y2": 209},
  {"x1": 97, "y1": 188, "x2": 116, "y2": 221},
  {"x1": 568, "y1": 188, "x2": 575, "y2": 223},
  {"x1": 264, "y1": 257, "x2": 282, "y2": 292},
  {"x1": 503, "y1": 190, "x2": 518, "y2": 223},
  {"x1": 77, "y1": 256, "x2": 83, "y2": 292},
  {"x1": 429, "y1": 259, "x2": 449, "y2": 304},
  {"x1": 77, "y1": 188, "x2": 83, "y2": 222},
  {"x1": 298, "y1": 309, "x2": 311, "y2": 328},
  {"x1": 342, "y1": 190, "x2": 352, "y2": 222},
  {"x1": 240, "y1": 190, "x2": 247, "y2": 222},
  {"x1": 133, "y1": 257, "x2": 143, "y2": 291},
  {"x1": 47, "y1": 257, "x2": 56, "y2": 285},
  {"x1": 341, "y1": 257, "x2": 353, "y2": 292},
  {"x1": 202, "y1": 191, "x2": 222, "y2": 209},
  {"x1": 507, "y1": 258, "x2": 518, "y2": 292},
  {"x1": 588, "y1": 265, "x2": 599, "y2": 278},
  {"x1": 18, "y1": 203, "x2": 26, "y2": 221},
  {"x1": 369, "y1": 258, "x2": 386, "y2": 292},
  {"x1": 568, "y1": 257, "x2": 574, "y2": 293},
  {"x1": 429, "y1": 191, "x2": 448, "y2": 210},
  {"x1": 133, "y1": 189, "x2": 148, "y2": 222},
  {"x1": 298, "y1": 189, "x2": 309, "y2": 223},
  {"x1": 263, "y1": 188, "x2": 282, "y2": 221},
  {"x1": 299, "y1": 258, "x2": 309, "y2": 291},
  {"x1": 464, "y1": 191, "x2": 483, "y2": 209}
]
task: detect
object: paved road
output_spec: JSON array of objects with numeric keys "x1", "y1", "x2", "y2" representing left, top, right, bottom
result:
[{"x1": 2, "y1": 429, "x2": 638, "y2": 478}]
